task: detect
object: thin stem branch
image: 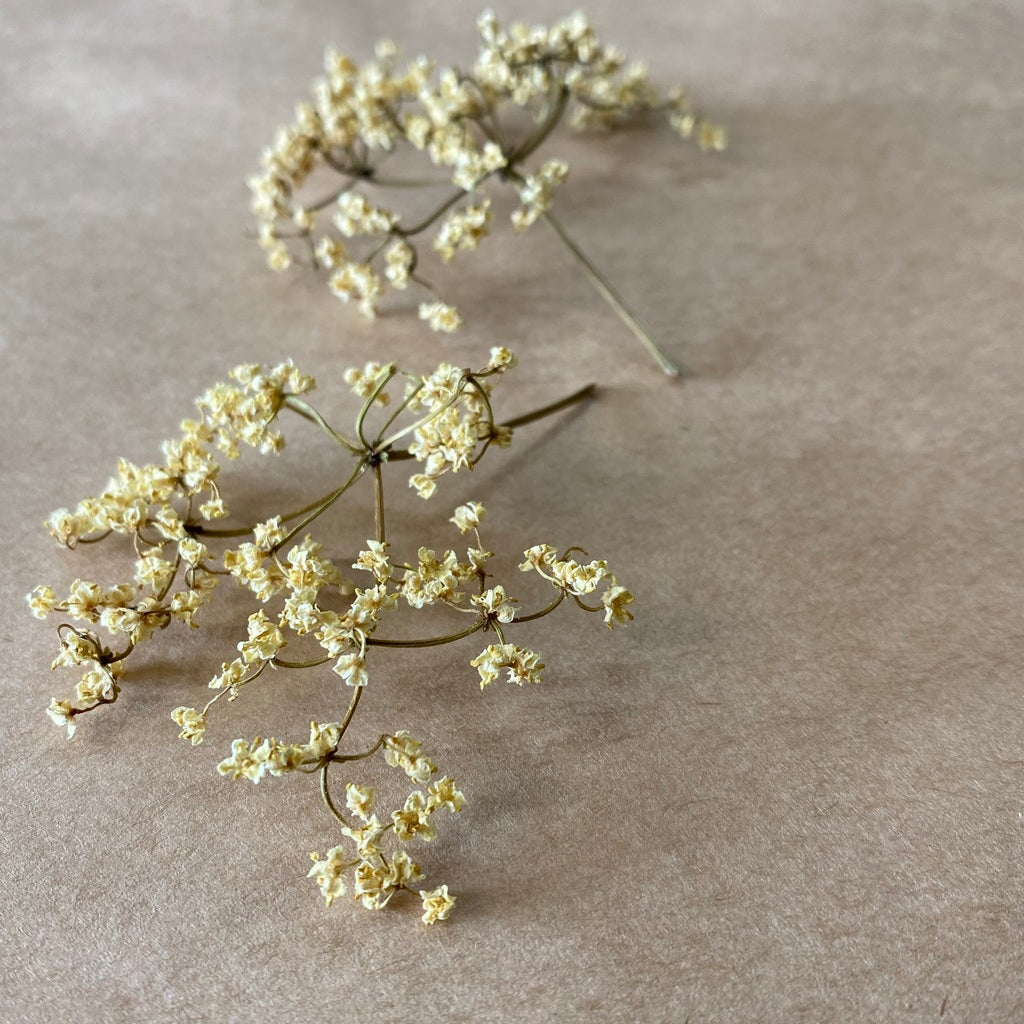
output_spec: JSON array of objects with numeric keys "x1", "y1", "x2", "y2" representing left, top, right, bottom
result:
[
  {"x1": 273, "y1": 460, "x2": 368, "y2": 552},
  {"x1": 396, "y1": 190, "x2": 468, "y2": 237},
  {"x1": 320, "y1": 761, "x2": 351, "y2": 828},
  {"x1": 373, "y1": 461, "x2": 386, "y2": 544},
  {"x1": 512, "y1": 590, "x2": 566, "y2": 623},
  {"x1": 374, "y1": 380, "x2": 423, "y2": 449},
  {"x1": 282, "y1": 395, "x2": 362, "y2": 452},
  {"x1": 366, "y1": 619, "x2": 485, "y2": 649},
  {"x1": 508, "y1": 84, "x2": 569, "y2": 165},
  {"x1": 337, "y1": 682, "x2": 364, "y2": 742},
  {"x1": 188, "y1": 481, "x2": 362, "y2": 539},
  {"x1": 355, "y1": 367, "x2": 397, "y2": 451},
  {"x1": 540, "y1": 209, "x2": 680, "y2": 376},
  {"x1": 272, "y1": 655, "x2": 331, "y2": 669},
  {"x1": 331, "y1": 735, "x2": 387, "y2": 764},
  {"x1": 501, "y1": 383, "x2": 596, "y2": 430}
]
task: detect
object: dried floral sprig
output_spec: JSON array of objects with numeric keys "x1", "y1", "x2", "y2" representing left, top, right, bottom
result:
[
  {"x1": 249, "y1": 10, "x2": 725, "y2": 374},
  {"x1": 30, "y1": 353, "x2": 633, "y2": 923}
]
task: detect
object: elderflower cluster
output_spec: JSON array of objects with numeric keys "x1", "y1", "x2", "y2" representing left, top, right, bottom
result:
[
  {"x1": 520, "y1": 544, "x2": 635, "y2": 628},
  {"x1": 31, "y1": 351, "x2": 635, "y2": 926},
  {"x1": 247, "y1": 10, "x2": 725, "y2": 342},
  {"x1": 404, "y1": 352, "x2": 515, "y2": 499},
  {"x1": 217, "y1": 721, "x2": 341, "y2": 782},
  {"x1": 306, "y1": 733, "x2": 462, "y2": 922}
]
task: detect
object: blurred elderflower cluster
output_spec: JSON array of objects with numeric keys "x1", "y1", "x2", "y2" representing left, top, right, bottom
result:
[
  {"x1": 30, "y1": 353, "x2": 633, "y2": 924},
  {"x1": 249, "y1": 9, "x2": 725, "y2": 374}
]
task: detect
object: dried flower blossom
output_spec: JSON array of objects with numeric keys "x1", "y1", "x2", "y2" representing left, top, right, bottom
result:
[
  {"x1": 248, "y1": 10, "x2": 725, "y2": 373},
  {"x1": 31, "y1": 353, "x2": 632, "y2": 924}
]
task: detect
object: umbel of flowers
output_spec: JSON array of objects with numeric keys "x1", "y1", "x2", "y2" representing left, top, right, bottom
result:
[
  {"x1": 30, "y1": 354, "x2": 633, "y2": 924},
  {"x1": 248, "y1": 10, "x2": 725, "y2": 374}
]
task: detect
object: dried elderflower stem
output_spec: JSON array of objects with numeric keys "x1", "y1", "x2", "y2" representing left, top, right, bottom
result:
[
  {"x1": 30, "y1": 352, "x2": 634, "y2": 924},
  {"x1": 249, "y1": 10, "x2": 725, "y2": 373},
  {"x1": 540, "y1": 209, "x2": 679, "y2": 376}
]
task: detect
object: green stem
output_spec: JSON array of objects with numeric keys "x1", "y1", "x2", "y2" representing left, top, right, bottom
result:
[
  {"x1": 189, "y1": 481, "x2": 363, "y2": 539},
  {"x1": 507, "y1": 84, "x2": 569, "y2": 165},
  {"x1": 320, "y1": 761, "x2": 351, "y2": 828},
  {"x1": 373, "y1": 461, "x2": 386, "y2": 544},
  {"x1": 366, "y1": 619, "x2": 485, "y2": 649},
  {"x1": 501, "y1": 382, "x2": 596, "y2": 430},
  {"x1": 540, "y1": 209, "x2": 680, "y2": 376},
  {"x1": 354, "y1": 368, "x2": 397, "y2": 451},
  {"x1": 282, "y1": 395, "x2": 362, "y2": 452},
  {"x1": 273, "y1": 459, "x2": 368, "y2": 552},
  {"x1": 513, "y1": 590, "x2": 566, "y2": 623},
  {"x1": 397, "y1": 190, "x2": 468, "y2": 237}
]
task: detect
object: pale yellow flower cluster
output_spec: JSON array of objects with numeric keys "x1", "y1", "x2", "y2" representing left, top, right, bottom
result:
[
  {"x1": 520, "y1": 544, "x2": 635, "y2": 628},
  {"x1": 307, "y1": 733, "x2": 463, "y2": 921},
  {"x1": 248, "y1": 10, "x2": 724, "y2": 340},
  {"x1": 31, "y1": 350, "x2": 633, "y2": 926},
  {"x1": 512, "y1": 159, "x2": 569, "y2": 231},
  {"x1": 217, "y1": 721, "x2": 341, "y2": 782},
  {"x1": 43, "y1": 628, "x2": 122, "y2": 738},
  {"x1": 405, "y1": 355, "x2": 514, "y2": 498},
  {"x1": 32, "y1": 362, "x2": 327, "y2": 733},
  {"x1": 470, "y1": 642, "x2": 545, "y2": 688}
]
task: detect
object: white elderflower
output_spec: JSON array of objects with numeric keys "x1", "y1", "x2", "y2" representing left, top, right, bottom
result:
[
  {"x1": 471, "y1": 585, "x2": 517, "y2": 623},
  {"x1": 427, "y1": 776, "x2": 465, "y2": 814},
  {"x1": 384, "y1": 239, "x2": 414, "y2": 289},
  {"x1": 419, "y1": 885, "x2": 455, "y2": 924},
  {"x1": 333, "y1": 650, "x2": 369, "y2": 688},
  {"x1": 345, "y1": 783, "x2": 375, "y2": 821},
  {"x1": 450, "y1": 501, "x2": 485, "y2": 534},
  {"x1": 343, "y1": 362, "x2": 393, "y2": 406},
  {"x1": 470, "y1": 643, "x2": 544, "y2": 688},
  {"x1": 487, "y1": 346, "x2": 516, "y2": 371},
  {"x1": 237, "y1": 610, "x2": 285, "y2": 663},
  {"x1": 46, "y1": 698, "x2": 77, "y2": 738},
  {"x1": 334, "y1": 192, "x2": 398, "y2": 236},
  {"x1": 252, "y1": 516, "x2": 286, "y2": 552},
  {"x1": 308, "y1": 846, "x2": 349, "y2": 907},
  {"x1": 601, "y1": 584, "x2": 635, "y2": 628},
  {"x1": 171, "y1": 706, "x2": 207, "y2": 745},
  {"x1": 352, "y1": 540, "x2": 392, "y2": 582},
  {"x1": 433, "y1": 199, "x2": 492, "y2": 262},
  {"x1": 418, "y1": 301, "x2": 462, "y2": 333},
  {"x1": 26, "y1": 585, "x2": 58, "y2": 620},
  {"x1": 383, "y1": 732, "x2": 437, "y2": 784},
  {"x1": 511, "y1": 159, "x2": 569, "y2": 231}
]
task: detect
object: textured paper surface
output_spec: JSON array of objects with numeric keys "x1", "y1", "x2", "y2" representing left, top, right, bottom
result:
[{"x1": 2, "y1": 2, "x2": 1022, "y2": 1021}]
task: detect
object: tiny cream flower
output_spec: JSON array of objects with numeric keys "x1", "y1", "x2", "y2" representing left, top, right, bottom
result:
[
  {"x1": 601, "y1": 584, "x2": 635, "y2": 628},
  {"x1": 392, "y1": 791, "x2": 436, "y2": 842},
  {"x1": 253, "y1": 516, "x2": 286, "y2": 551},
  {"x1": 470, "y1": 643, "x2": 545, "y2": 688},
  {"x1": 171, "y1": 706, "x2": 207, "y2": 745},
  {"x1": 178, "y1": 537, "x2": 207, "y2": 566},
  {"x1": 46, "y1": 698, "x2": 77, "y2": 738},
  {"x1": 418, "y1": 301, "x2": 462, "y2": 333},
  {"x1": 238, "y1": 610, "x2": 285, "y2": 663},
  {"x1": 419, "y1": 884, "x2": 455, "y2": 924},
  {"x1": 487, "y1": 346, "x2": 516, "y2": 371},
  {"x1": 26, "y1": 585, "x2": 58, "y2": 620},
  {"x1": 352, "y1": 540, "x2": 392, "y2": 582},
  {"x1": 345, "y1": 783, "x2": 375, "y2": 820},
  {"x1": 471, "y1": 585, "x2": 517, "y2": 623},
  {"x1": 308, "y1": 846, "x2": 349, "y2": 907},
  {"x1": 427, "y1": 776, "x2": 465, "y2": 814},
  {"x1": 450, "y1": 501, "x2": 485, "y2": 534},
  {"x1": 333, "y1": 650, "x2": 369, "y2": 688}
]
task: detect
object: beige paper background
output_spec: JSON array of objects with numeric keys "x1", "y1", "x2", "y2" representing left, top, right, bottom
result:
[{"x1": 2, "y1": 2, "x2": 1022, "y2": 1021}]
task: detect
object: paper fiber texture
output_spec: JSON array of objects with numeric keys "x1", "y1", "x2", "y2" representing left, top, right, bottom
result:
[{"x1": 1, "y1": 2, "x2": 1021, "y2": 1021}]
